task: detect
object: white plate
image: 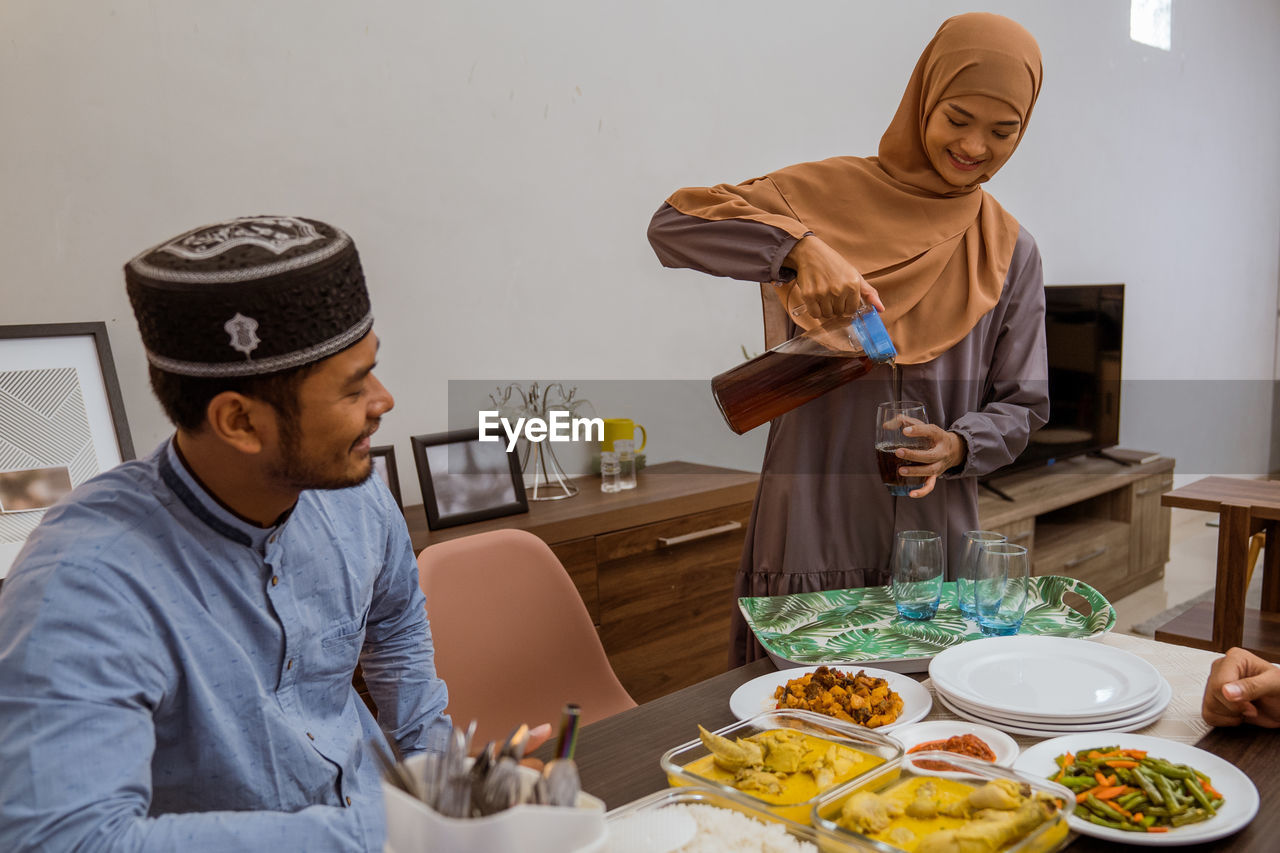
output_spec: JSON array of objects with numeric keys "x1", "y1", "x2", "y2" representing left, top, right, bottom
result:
[
  {"x1": 938, "y1": 675, "x2": 1174, "y2": 731},
  {"x1": 887, "y1": 720, "x2": 1019, "y2": 767},
  {"x1": 935, "y1": 689, "x2": 1171, "y2": 739},
  {"x1": 728, "y1": 664, "x2": 932, "y2": 732},
  {"x1": 929, "y1": 636, "x2": 1162, "y2": 720},
  {"x1": 1012, "y1": 733, "x2": 1259, "y2": 846}
]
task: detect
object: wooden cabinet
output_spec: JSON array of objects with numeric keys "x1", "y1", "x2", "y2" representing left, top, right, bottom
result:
[
  {"x1": 999, "y1": 516, "x2": 1036, "y2": 551},
  {"x1": 405, "y1": 462, "x2": 758, "y2": 704},
  {"x1": 978, "y1": 455, "x2": 1175, "y2": 602},
  {"x1": 1132, "y1": 469, "x2": 1175, "y2": 575},
  {"x1": 596, "y1": 501, "x2": 753, "y2": 702}
]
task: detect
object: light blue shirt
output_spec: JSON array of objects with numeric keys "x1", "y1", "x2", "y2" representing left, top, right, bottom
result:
[{"x1": 0, "y1": 439, "x2": 451, "y2": 852}]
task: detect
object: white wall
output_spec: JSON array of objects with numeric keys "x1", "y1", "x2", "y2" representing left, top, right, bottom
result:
[{"x1": 3, "y1": 1, "x2": 1278, "y2": 505}]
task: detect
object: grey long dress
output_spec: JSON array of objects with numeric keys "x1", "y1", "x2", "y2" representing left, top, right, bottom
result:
[{"x1": 648, "y1": 205, "x2": 1050, "y2": 665}]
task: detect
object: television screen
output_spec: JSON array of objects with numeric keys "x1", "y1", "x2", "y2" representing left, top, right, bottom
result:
[{"x1": 992, "y1": 283, "x2": 1124, "y2": 478}]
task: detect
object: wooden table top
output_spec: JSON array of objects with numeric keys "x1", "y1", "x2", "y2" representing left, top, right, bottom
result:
[
  {"x1": 540, "y1": 657, "x2": 1280, "y2": 851},
  {"x1": 1161, "y1": 476, "x2": 1280, "y2": 519}
]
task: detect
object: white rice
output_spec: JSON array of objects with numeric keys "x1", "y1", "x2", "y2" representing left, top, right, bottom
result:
[{"x1": 667, "y1": 803, "x2": 817, "y2": 853}]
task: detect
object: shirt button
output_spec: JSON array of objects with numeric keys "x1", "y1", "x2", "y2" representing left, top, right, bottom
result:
[
  {"x1": 346, "y1": 796, "x2": 353, "y2": 806},
  {"x1": 287, "y1": 659, "x2": 293, "y2": 670},
  {"x1": 269, "y1": 535, "x2": 277, "y2": 543},
  {"x1": 307, "y1": 732, "x2": 315, "y2": 740},
  {"x1": 271, "y1": 576, "x2": 279, "y2": 586}
]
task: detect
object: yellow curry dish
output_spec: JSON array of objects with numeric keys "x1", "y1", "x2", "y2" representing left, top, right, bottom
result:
[
  {"x1": 829, "y1": 774, "x2": 1067, "y2": 853},
  {"x1": 666, "y1": 722, "x2": 893, "y2": 823}
]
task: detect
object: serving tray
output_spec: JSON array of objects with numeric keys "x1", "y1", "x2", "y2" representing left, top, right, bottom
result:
[{"x1": 740, "y1": 575, "x2": 1115, "y2": 673}]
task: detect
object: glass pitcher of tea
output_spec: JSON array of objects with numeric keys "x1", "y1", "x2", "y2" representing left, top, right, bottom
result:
[{"x1": 711, "y1": 302, "x2": 897, "y2": 434}]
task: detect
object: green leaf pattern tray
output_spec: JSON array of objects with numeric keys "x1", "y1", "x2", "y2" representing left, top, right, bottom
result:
[{"x1": 741, "y1": 575, "x2": 1116, "y2": 673}]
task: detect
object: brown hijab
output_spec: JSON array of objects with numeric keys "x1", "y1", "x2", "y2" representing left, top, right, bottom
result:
[{"x1": 754, "y1": 13, "x2": 1044, "y2": 362}]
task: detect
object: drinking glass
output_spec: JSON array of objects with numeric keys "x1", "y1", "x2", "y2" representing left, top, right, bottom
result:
[
  {"x1": 599, "y1": 452, "x2": 622, "y2": 493},
  {"x1": 613, "y1": 439, "x2": 637, "y2": 490},
  {"x1": 974, "y1": 543, "x2": 1031, "y2": 636},
  {"x1": 875, "y1": 402, "x2": 929, "y2": 497},
  {"x1": 892, "y1": 530, "x2": 944, "y2": 620},
  {"x1": 957, "y1": 530, "x2": 1007, "y2": 619}
]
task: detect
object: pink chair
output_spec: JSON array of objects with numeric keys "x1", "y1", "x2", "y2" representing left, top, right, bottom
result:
[{"x1": 416, "y1": 529, "x2": 636, "y2": 751}]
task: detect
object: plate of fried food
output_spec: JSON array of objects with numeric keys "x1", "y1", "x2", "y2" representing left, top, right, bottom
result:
[{"x1": 728, "y1": 664, "x2": 931, "y2": 732}]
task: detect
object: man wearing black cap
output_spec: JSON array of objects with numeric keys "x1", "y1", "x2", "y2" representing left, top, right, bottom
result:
[{"x1": 0, "y1": 216, "x2": 450, "y2": 851}]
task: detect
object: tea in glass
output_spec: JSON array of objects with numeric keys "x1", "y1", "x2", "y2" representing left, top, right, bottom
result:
[{"x1": 875, "y1": 402, "x2": 929, "y2": 496}]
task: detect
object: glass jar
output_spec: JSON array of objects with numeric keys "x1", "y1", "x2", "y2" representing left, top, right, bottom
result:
[{"x1": 710, "y1": 302, "x2": 896, "y2": 435}]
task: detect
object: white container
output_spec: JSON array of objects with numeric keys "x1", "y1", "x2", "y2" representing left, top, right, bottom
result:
[{"x1": 383, "y1": 760, "x2": 606, "y2": 853}]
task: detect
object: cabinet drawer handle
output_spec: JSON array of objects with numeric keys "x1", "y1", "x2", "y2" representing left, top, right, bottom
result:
[
  {"x1": 658, "y1": 521, "x2": 743, "y2": 548},
  {"x1": 1064, "y1": 547, "x2": 1108, "y2": 569},
  {"x1": 1009, "y1": 531, "x2": 1032, "y2": 543}
]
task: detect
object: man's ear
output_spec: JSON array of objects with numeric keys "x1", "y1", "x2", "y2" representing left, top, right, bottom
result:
[{"x1": 204, "y1": 392, "x2": 273, "y2": 455}]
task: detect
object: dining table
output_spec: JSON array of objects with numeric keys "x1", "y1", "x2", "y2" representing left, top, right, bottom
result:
[{"x1": 537, "y1": 632, "x2": 1278, "y2": 852}]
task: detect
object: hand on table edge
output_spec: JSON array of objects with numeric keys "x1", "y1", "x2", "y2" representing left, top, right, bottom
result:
[{"x1": 1202, "y1": 646, "x2": 1280, "y2": 728}]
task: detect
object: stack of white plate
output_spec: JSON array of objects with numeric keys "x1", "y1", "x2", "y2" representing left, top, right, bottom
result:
[{"x1": 927, "y1": 635, "x2": 1172, "y2": 738}]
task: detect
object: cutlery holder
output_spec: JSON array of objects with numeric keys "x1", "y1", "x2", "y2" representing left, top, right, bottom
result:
[{"x1": 382, "y1": 758, "x2": 606, "y2": 853}]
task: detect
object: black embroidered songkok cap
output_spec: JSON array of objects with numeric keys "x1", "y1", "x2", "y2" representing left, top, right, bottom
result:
[{"x1": 124, "y1": 216, "x2": 372, "y2": 377}]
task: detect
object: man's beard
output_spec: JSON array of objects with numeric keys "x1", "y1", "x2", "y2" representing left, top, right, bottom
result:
[{"x1": 267, "y1": 414, "x2": 373, "y2": 491}]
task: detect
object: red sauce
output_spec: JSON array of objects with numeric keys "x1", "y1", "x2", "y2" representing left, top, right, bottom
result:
[{"x1": 907, "y1": 733, "x2": 997, "y2": 771}]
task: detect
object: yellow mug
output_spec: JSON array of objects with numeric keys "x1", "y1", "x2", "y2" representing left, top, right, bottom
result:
[{"x1": 601, "y1": 418, "x2": 647, "y2": 454}]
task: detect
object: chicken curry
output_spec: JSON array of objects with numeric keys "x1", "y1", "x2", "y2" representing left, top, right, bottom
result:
[
  {"x1": 682, "y1": 726, "x2": 885, "y2": 816},
  {"x1": 837, "y1": 776, "x2": 1064, "y2": 853}
]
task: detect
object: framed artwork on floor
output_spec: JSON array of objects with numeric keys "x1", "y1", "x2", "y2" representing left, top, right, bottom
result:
[
  {"x1": 1, "y1": 322, "x2": 135, "y2": 577},
  {"x1": 410, "y1": 428, "x2": 528, "y2": 531}
]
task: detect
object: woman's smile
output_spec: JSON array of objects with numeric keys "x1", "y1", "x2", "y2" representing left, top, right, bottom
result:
[{"x1": 946, "y1": 149, "x2": 985, "y2": 171}]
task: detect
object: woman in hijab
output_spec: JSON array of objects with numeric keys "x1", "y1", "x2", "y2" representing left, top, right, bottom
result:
[{"x1": 647, "y1": 12, "x2": 1050, "y2": 666}]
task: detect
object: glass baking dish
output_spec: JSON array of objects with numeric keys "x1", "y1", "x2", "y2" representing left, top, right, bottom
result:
[
  {"x1": 659, "y1": 709, "x2": 903, "y2": 824},
  {"x1": 607, "y1": 786, "x2": 826, "y2": 849},
  {"x1": 811, "y1": 751, "x2": 1075, "y2": 853}
]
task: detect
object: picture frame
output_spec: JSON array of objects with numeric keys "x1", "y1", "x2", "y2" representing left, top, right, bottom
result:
[
  {"x1": 410, "y1": 428, "x2": 528, "y2": 530},
  {"x1": 1, "y1": 322, "x2": 135, "y2": 577},
  {"x1": 369, "y1": 444, "x2": 403, "y2": 510}
]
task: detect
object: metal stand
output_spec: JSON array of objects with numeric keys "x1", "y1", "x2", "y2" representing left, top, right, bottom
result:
[
  {"x1": 490, "y1": 381, "x2": 585, "y2": 502},
  {"x1": 521, "y1": 439, "x2": 579, "y2": 501}
]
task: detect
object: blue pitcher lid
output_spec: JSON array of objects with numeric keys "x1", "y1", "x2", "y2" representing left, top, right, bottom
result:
[{"x1": 849, "y1": 305, "x2": 896, "y2": 363}]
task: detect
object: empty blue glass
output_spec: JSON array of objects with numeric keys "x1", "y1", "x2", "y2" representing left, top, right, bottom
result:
[
  {"x1": 957, "y1": 530, "x2": 1007, "y2": 619},
  {"x1": 891, "y1": 530, "x2": 944, "y2": 620},
  {"x1": 974, "y1": 542, "x2": 1031, "y2": 636}
]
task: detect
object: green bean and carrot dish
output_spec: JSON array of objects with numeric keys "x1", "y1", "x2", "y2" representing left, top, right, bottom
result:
[{"x1": 1048, "y1": 746, "x2": 1225, "y2": 833}]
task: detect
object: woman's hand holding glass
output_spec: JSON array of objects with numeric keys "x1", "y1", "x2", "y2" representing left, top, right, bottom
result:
[
  {"x1": 880, "y1": 422, "x2": 967, "y2": 502},
  {"x1": 891, "y1": 424, "x2": 967, "y2": 499}
]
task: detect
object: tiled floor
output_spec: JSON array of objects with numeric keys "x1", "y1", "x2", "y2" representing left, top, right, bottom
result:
[{"x1": 1112, "y1": 508, "x2": 1226, "y2": 635}]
